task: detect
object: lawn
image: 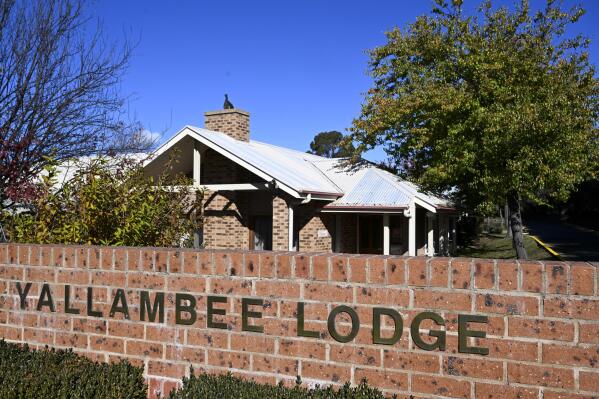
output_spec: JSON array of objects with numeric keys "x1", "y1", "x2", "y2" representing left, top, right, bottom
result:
[{"x1": 458, "y1": 233, "x2": 555, "y2": 260}]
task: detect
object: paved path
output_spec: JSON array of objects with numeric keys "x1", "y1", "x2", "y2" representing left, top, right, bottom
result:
[{"x1": 525, "y1": 217, "x2": 599, "y2": 262}]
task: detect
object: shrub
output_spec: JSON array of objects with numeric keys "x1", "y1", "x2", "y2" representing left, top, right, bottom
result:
[
  {"x1": 1, "y1": 154, "x2": 201, "y2": 247},
  {"x1": 0, "y1": 340, "x2": 146, "y2": 399},
  {"x1": 167, "y1": 372, "x2": 390, "y2": 399}
]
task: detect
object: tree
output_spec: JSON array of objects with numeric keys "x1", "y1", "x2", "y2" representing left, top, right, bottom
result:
[
  {"x1": 349, "y1": 0, "x2": 599, "y2": 258},
  {"x1": 308, "y1": 131, "x2": 354, "y2": 158},
  {"x1": 1, "y1": 155, "x2": 201, "y2": 247},
  {"x1": 0, "y1": 0, "x2": 152, "y2": 209}
]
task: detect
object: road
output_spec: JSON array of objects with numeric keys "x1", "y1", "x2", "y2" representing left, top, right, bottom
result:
[{"x1": 525, "y1": 217, "x2": 599, "y2": 262}]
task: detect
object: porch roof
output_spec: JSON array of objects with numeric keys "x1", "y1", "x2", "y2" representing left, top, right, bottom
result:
[{"x1": 317, "y1": 167, "x2": 452, "y2": 211}]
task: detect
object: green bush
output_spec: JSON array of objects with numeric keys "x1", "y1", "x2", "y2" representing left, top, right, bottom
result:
[
  {"x1": 0, "y1": 341, "x2": 393, "y2": 398},
  {"x1": 167, "y1": 372, "x2": 391, "y2": 399},
  {"x1": 2, "y1": 154, "x2": 201, "y2": 247},
  {"x1": 0, "y1": 340, "x2": 146, "y2": 399}
]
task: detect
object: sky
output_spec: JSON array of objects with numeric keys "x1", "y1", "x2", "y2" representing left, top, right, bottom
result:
[{"x1": 91, "y1": 0, "x2": 599, "y2": 161}]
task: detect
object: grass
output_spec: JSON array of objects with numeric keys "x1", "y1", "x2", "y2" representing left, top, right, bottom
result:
[{"x1": 458, "y1": 233, "x2": 555, "y2": 260}]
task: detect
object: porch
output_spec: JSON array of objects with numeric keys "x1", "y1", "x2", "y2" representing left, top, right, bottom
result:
[{"x1": 327, "y1": 206, "x2": 458, "y2": 257}]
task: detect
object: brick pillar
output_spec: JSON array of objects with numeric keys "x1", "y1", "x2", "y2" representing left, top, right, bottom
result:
[{"x1": 272, "y1": 195, "x2": 289, "y2": 251}]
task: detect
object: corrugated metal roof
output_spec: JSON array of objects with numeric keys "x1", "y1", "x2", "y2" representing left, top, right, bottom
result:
[
  {"x1": 187, "y1": 126, "x2": 343, "y2": 196},
  {"x1": 147, "y1": 125, "x2": 453, "y2": 209},
  {"x1": 328, "y1": 168, "x2": 413, "y2": 207}
]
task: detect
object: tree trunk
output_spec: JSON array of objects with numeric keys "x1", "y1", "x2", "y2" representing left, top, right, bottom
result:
[
  {"x1": 507, "y1": 192, "x2": 527, "y2": 259},
  {"x1": 505, "y1": 203, "x2": 512, "y2": 238}
]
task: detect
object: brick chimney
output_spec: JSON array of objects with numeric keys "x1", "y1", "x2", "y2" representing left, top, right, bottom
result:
[{"x1": 204, "y1": 109, "x2": 250, "y2": 142}]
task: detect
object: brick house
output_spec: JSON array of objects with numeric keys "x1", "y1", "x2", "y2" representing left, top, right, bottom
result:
[{"x1": 143, "y1": 106, "x2": 459, "y2": 256}]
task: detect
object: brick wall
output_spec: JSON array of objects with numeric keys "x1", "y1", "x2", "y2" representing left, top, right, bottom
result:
[
  {"x1": 272, "y1": 196, "x2": 289, "y2": 251},
  {"x1": 296, "y1": 203, "x2": 333, "y2": 252},
  {"x1": 1, "y1": 243, "x2": 598, "y2": 399}
]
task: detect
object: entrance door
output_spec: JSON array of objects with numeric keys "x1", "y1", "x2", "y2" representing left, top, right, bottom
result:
[
  {"x1": 251, "y1": 216, "x2": 272, "y2": 250},
  {"x1": 359, "y1": 215, "x2": 383, "y2": 254}
]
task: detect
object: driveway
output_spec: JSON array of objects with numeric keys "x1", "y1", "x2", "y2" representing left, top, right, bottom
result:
[{"x1": 525, "y1": 217, "x2": 599, "y2": 262}]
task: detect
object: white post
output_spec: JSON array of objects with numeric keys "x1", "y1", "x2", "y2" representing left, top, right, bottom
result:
[
  {"x1": 193, "y1": 141, "x2": 202, "y2": 187},
  {"x1": 383, "y1": 214, "x2": 390, "y2": 255},
  {"x1": 335, "y1": 214, "x2": 342, "y2": 253},
  {"x1": 288, "y1": 203, "x2": 294, "y2": 251},
  {"x1": 408, "y1": 202, "x2": 416, "y2": 256},
  {"x1": 426, "y1": 212, "x2": 436, "y2": 257}
]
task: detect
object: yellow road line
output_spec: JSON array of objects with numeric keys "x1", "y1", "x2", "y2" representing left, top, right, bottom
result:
[{"x1": 529, "y1": 235, "x2": 562, "y2": 260}]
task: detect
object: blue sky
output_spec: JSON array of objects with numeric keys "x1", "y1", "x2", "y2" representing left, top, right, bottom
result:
[{"x1": 92, "y1": 0, "x2": 599, "y2": 161}]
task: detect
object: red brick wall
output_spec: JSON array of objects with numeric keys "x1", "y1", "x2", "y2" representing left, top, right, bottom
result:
[{"x1": 1, "y1": 243, "x2": 598, "y2": 399}]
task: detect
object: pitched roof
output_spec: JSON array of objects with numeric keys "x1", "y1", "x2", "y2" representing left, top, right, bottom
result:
[
  {"x1": 186, "y1": 126, "x2": 343, "y2": 196},
  {"x1": 145, "y1": 126, "x2": 453, "y2": 210}
]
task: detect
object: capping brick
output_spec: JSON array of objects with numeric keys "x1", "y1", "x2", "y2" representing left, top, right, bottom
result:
[
  {"x1": 407, "y1": 258, "x2": 427, "y2": 286},
  {"x1": 546, "y1": 262, "x2": 570, "y2": 294},
  {"x1": 367, "y1": 256, "x2": 386, "y2": 284},
  {"x1": 474, "y1": 260, "x2": 495, "y2": 289},
  {"x1": 571, "y1": 262, "x2": 596, "y2": 296},
  {"x1": 386, "y1": 257, "x2": 406, "y2": 285},
  {"x1": 430, "y1": 258, "x2": 450, "y2": 287},
  {"x1": 499, "y1": 262, "x2": 525, "y2": 291},
  {"x1": 520, "y1": 261, "x2": 543, "y2": 293},
  {"x1": 450, "y1": 259, "x2": 471, "y2": 290}
]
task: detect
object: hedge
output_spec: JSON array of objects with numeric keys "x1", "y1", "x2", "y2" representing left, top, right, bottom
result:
[
  {"x1": 0, "y1": 340, "x2": 392, "y2": 398},
  {"x1": 0, "y1": 340, "x2": 146, "y2": 399},
  {"x1": 167, "y1": 371, "x2": 392, "y2": 399}
]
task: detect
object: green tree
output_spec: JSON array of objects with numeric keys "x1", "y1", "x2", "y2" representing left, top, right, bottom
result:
[
  {"x1": 308, "y1": 131, "x2": 354, "y2": 158},
  {"x1": 349, "y1": 0, "x2": 599, "y2": 258},
  {"x1": 2, "y1": 155, "x2": 201, "y2": 247}
]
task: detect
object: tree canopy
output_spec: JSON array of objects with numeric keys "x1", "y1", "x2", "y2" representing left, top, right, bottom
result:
[
  {"x1": 348, "y1": 0, "x2": 598, "y2": 258},
  {"x1": 308, "y1": 131, "x2": 354, "y2": 158}
]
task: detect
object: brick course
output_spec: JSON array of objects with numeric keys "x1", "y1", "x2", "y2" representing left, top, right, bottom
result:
[{"x1": 1, "y1": 243, "x2": 598, "y2": 399}]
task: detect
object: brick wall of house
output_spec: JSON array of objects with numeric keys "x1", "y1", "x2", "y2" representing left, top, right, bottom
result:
[
  {"x1": 204, "y1": 109, "x2": 250, "y2": 142},
  {"x1": 296, "y1": 203, "x2": 333, "y2": 252},
  {"x1": 2, "y1": 243, "x2": 599, "y2": 399},
  {"x1": 200, "y1": 150, "x2": 260, "y2": 250},
  {"x1": 202, "y1": 191, "x2": 249, "y2": 250},
  {"x1": 272, "y1": 196, "x2": 289, "y2": 251}
]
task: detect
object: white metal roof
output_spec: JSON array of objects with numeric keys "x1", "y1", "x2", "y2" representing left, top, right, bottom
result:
[
  {"x1": 184, "y1": 126, "x2": 343, "y2": 196},
  {"x1": 144, "y1": 125, "x2": 453, "y2": 210}
]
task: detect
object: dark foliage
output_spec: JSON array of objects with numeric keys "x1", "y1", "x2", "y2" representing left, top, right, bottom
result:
[
  {"x1": 0, "y1": 340, "x2": 147, "y2": 399},
  {"x1": 167, "y1": 372, "x2": 390, "y2": 399}
]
